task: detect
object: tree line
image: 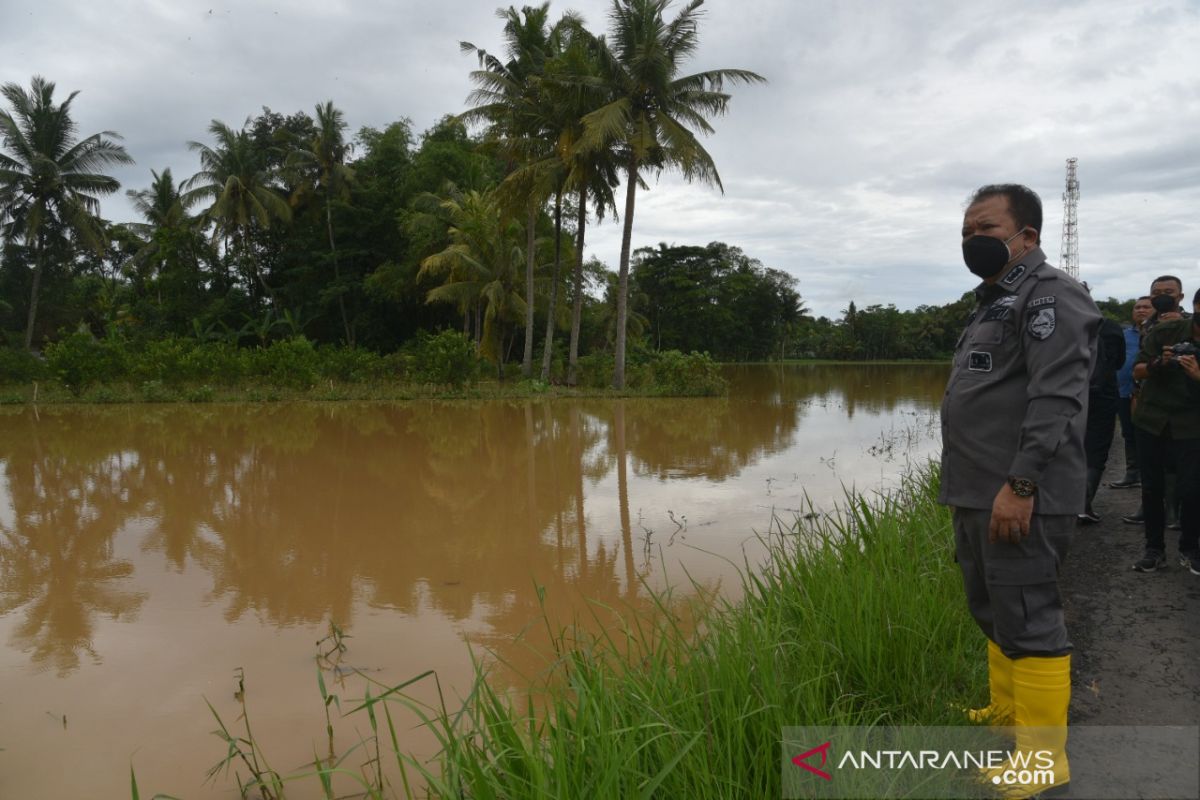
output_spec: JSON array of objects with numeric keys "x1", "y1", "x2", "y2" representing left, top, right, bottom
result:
[
  {"x1": 1, "y1": 0, "x2": 1135, "y2": 378},
  {"x1": 1, "y1": 0, "x2": 769, "y2": 387}
]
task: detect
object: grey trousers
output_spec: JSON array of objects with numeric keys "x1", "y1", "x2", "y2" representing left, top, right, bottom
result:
[{"x1": 952, "y1": 507, "x2": 1074, "y2": 658}]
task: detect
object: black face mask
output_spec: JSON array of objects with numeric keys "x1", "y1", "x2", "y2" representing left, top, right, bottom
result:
[{"x1": 962, "y1": 230, "x2": 1026, "y2": 279}]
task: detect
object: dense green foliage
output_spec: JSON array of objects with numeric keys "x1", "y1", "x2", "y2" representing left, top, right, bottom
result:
[
  {"x1": 632, "y1": 242, "x2": 802, "y2": 361},
  {"x1": 33, "y1": 333, "x2": 394, "y2": 395},
  {"x1": 0, "y1": 1, "x2": 766, "y2": 393},
  {"x1": 0, "y1": 11, "x2": 1136, "y2": 384},
  {"x1": 0, "y1": 333, "x2": 736, "y2": 402}
]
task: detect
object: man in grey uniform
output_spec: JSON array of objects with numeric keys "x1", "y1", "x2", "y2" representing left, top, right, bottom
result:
[{"x1": 940, "y1": 184, "x2": 1099, "y2": 797}]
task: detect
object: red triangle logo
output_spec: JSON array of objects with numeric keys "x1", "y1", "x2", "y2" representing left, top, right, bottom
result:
[{"x1": 792, "y1": 741, "x2": 833, "y2": 781}]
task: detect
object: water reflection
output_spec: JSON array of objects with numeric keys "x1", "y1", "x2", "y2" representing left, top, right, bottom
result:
[
  {"x1": 0, "y1": 414, "x2": 147, "y2": 674},
  {"x1": 0, "y1": 364, "x2": 948, "y2": 798},
  {"x1": 0, "y1": 365, "x2": 948, "y2": 676}
]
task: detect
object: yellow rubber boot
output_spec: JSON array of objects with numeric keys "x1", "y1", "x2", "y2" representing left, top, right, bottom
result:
[
  {"x1": 987, "y1": 654, "x2": 1071, "y2": 798},
  {"x1": 967, "y1": 639, "x2": 1014, "y2": 725}
]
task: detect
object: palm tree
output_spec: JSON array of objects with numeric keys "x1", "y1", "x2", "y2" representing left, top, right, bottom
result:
[
  {"x1": 527, "y1": 18, "x2": 621, "y2": 383},
  {"x1": 460, "y1": 4, "x2": 558, "y2": 378},
  {"x1": 183, "y1": 119, "x2": 291, "y2": 306},
  {"x1": 581, "y1": 0, "x2": 765, "y2": 387},
  {"x1": 124, "y1": 168, "x2": 198, "y2": 296},
  {"x1": 541, "y1": 23, "x2": 620, "y2": 384},
  {"x1": 284, "y1": 101, "x2": 356, "y2": 345},
  {"x1": 0, "y1": 75, "x2": 134, "y2": 349},
  {"x1": 418, "y1": 188, "x2": 527, "y2": 370},
  {"x1": 127, "y1": 168, "x2": 192, "y2": 233},
  {"x1": 469, "y1": 11, "x2": 621, "y2": 384}
]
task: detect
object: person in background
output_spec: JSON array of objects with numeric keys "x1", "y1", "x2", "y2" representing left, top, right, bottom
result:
[
  {"x1": 1124, "y1": 287, "x2": 1186, "y2": 526},
  {"x1": 1078, "y1": 304, "x2": 1126, "y2": 524},
  {"x1": 1151, "y1": 292, "x2": 1182, "y2": 323},
  {"x1": 1148, "y1": 275, "x2": 1189, "y2": 325},
  {"x1": 1129, "y1": 287, "x2": 1200, "y2": 574},
  {"x1": 1111, "y1": 297, "x2": 1154, "y2": 489}
]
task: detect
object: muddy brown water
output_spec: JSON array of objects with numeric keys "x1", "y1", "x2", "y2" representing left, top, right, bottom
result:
[{"x1": 0, "y1": 364, "x2": 947, "y2": 798}]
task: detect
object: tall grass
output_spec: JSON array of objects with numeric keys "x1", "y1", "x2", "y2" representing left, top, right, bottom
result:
[
  {"x1": 401, "y1": 464, "x2": 980, "y2": 798},
  {"x1": 134, "y1": 465, "x2": 983, "y2": 798}
]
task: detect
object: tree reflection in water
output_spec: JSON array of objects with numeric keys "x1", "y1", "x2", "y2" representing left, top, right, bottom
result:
[
  {"x1": 0, "y1": 364, "x2": 948, "y2": 676},
  {"x1": 0, "y1": 413, "x2": 147, "y2": 675}
]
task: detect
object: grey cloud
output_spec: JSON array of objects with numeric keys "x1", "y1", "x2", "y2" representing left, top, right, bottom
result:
[{"x1": 3, "y1": 0, "x2": 1199, "y2": 318}]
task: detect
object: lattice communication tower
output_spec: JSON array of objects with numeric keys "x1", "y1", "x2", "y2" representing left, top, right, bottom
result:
[{"x1": 1060, "y1": 158, "x2": 1080, "y2": 280}]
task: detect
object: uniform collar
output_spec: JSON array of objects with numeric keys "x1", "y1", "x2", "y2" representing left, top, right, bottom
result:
[{"x1": 974, "y1": 246, "x2": 1046, "y2": 302}]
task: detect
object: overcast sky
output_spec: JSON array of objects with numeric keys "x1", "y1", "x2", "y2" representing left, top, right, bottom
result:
[{"x1": 3, "y1": 0, "x2": 1198, "y2": 317}]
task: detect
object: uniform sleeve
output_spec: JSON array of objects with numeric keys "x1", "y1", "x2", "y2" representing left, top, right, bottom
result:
[{"x1": 1007, "y1": 282, "x2": 1101, "y2": 482}]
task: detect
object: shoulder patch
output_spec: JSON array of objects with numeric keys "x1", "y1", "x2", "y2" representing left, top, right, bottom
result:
[
  {"x1": 1001, "y1": 265, "x2": 1027, "y2": 285},
  {"x1": 1029, "y1": 295, "x2": 1056, "y2": 308},
  {"x1": 1028, "y1": 308, "x2": 1056, "y2": 340}
]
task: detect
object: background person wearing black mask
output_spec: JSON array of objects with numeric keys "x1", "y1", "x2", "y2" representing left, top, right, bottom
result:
[{"x1": 1129, "y1": 296, "x2": 1200, "y2": 574}]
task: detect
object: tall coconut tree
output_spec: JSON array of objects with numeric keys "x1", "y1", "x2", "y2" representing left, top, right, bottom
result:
[
  {"x1": 183, "y1": 119, "x2": 291, "y2": 306},
  {"x1": 284, "y1": 101, "x2": 356, "y2": 345},
  {"x1": 460, "y1": 3, "x2": 558, "y2": 378},
  {"x1": 476, "y1": 11, "x2": 620, "y2": 384},
  {"x1": 542, "y1": 22, "x2": 620, "y2": 384},
  {"x1": 529, "y1": 17, "x2": 620, "y2": 384},
  {"x1": 581, "y1": 0, "x2": 765, "y2": 388},
  {"x1": 0, "y1": 76, "x2": 134, "y2": 349}
]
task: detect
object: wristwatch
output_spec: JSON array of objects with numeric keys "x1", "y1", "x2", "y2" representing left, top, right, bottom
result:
[{"x1": 1007, "y1": 476, "x2": 1036, "y2": 497}]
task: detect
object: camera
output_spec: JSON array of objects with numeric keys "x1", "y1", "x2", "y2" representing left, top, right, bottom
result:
[{"x1": 1169, "y1": 341, "x2": 1199, "y2": 359}]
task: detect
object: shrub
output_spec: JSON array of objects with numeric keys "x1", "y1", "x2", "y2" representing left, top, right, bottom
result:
[
  {"x1": 185, "y1": 385, "x2": 215, "y2": 403},
  {"x1": 139, "y1": 379, "x2": 178, "y2": 403},
  {"x1": 317, "y1": 346, "x2": 387, "y2": 383},
  {"x1": 183, "y1": 342, "x2": 248, "y2": 385},
  {"x1": 380, "y1": 351, "x2": 411, "y2": 381},
  {"x1": 573, "y1": 351, "x2": 654, "y2": 390},
  {"x1": 80, "y1": 385, "x2": 122, "y2": 403},
  {"x1": 647, "y1": 350, "x2": 728, "y2": 396},
  {"x1": 410, "y1": 330, "x2": 477, "y2": 389},
  {"x1": 129, "y1": 337, "x2": 196, "y2": 385},
  {"x1": 252, "y1": 337, "x2": 320, "y2": 389},
  {"x1": 0, "y1": 347, "x2": 48, "y2": 384},
  {"x1": 574, "y1": 353, "x2": 614, "y2": 389},
  {"x1": 45, "y1": 331, "x2": 129, "y2": 394}
]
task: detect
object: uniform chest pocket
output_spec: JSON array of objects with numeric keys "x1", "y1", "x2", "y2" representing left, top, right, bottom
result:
[{"x1": 969, "y1": 320, "x2": 1007, "y2": 345}]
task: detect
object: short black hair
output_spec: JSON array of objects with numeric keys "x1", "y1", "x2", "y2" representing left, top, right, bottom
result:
[
  {"x1": 1193, "y1": 288, "x2": 1200, "y2": 306},
  {"x1": 968, "y1": 184, "x2": 1043, "y2": 244},
  {"x1": 1151, "y1": 275, "x2": 1183, "y2": 291},
  {"x1": 1137, "y1": 295, "x2": 1153, "y2": 301}
]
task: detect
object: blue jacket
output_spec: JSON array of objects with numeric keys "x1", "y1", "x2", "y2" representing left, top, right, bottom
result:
[{"x1": 1117, "y1": 324, "x2": 1139, "y2": 398}]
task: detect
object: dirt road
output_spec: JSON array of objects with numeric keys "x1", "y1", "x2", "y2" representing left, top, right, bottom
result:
[{"x1": 1061, "y1": 441, "x2": 1200, "y2": 725}]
